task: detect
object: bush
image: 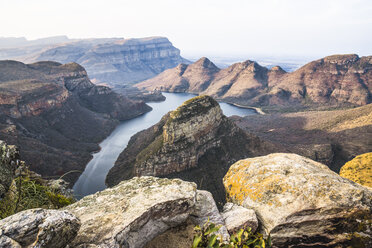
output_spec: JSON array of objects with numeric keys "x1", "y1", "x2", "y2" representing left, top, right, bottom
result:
[
  {"x1": 0, "y1": 169, "x2": 75, "y2": 219},
  {"x1": 192, "y1": 220, "x2": 271, "y2": 248}
]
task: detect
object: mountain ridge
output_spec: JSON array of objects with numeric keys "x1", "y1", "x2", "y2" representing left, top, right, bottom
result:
[{"x1": 137, "y1": 54, "x2": 372, "y2": 111}]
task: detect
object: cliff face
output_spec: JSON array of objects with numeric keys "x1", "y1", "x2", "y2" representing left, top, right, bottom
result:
[
  {"x1": 0, "y1": 60, "x2": 151, "y2": 183},
  {"x1": 23, "y1": 37, "x2": 189, "y2": 88},
  {"x1": 137, "y1": 54, "x2": 372, "y2": 110},
  {"x1": 106, "y1": 96, "x2": 279, "y2": 205}
]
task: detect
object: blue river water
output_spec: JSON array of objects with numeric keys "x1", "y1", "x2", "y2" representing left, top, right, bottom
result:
[{"x1": 73, "y1": 92, "x2": 256, "y2": 198}]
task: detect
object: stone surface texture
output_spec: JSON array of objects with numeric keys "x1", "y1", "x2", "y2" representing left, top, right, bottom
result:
[
  {"x1": 0, "y1": 208, "x2": 80, "y2": 248},
  {"x1": 221, "y1": 203, "x2": 258, "y2": 234},
  {"x1": 191, "y1": 190, "x2": 229, "y2": 241},
  {"x1": 340, "y1": 152, "x2": 372, "y2": 188},
  {"x1": 223, "y1": 153, "x2": 372, "y2": 247},
  {"x1": 65, "y1": 176, "x2": 197, "y2": 248}
]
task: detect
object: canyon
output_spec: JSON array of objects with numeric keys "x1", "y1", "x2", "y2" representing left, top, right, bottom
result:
[
  {"x1": 106, "y1": 96, "x2": 280, "y2": 205},
  {"x1": 0, "y1": 60, "x2": 150, "y2": 184}
]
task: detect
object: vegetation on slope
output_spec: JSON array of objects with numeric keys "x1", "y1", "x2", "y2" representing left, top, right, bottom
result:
[{"x1": 0, "y1": 166, "x2": 75, "y2": 219}]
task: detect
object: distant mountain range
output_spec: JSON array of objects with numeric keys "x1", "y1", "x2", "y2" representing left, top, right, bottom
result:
[
  {"x1": 0, "y1": 36, "x2": 190, "y2": 89},
  {"x1": 0, "y1": 60, "x2": 150, "y2": 184},
  {"x1": 137, "y1": 54, "x2": 372, "y2": 111}
]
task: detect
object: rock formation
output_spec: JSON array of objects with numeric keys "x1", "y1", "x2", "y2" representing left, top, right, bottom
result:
[
  {"x1": 137, "y1": 54, "x2": 372, "y2": 110},
  {"x1": 340, "y1": 152, "x2": 372, "y2": 188},
  {"x1": 0, "y1": 208, "x2": 80, "y2": 248},
  {"x1": 0, "y1": 60, "x2": 150, "y2": 183},
  {"x1": 233, "y1": 103, "x2": 372, "y2": 172},
  {"x1": 0, "y1": 36, "x2": 189, "y2": 89},
  {"x1": 106, "y1": 95, "x2": 279, "y2": 205},
  {"x1": 64, "y1": 176, "x2": 196, "y2": 247},
  {"x1": 223, "y1": 153, "x2": 372, "y2": 247}
]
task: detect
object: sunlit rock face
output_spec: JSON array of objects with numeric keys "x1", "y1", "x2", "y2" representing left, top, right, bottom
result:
[{"x1": 224, "y1": 153, "x2": 372, "y2": 248}]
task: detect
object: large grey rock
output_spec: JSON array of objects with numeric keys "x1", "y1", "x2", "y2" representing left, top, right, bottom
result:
[
  {"x1": 65, "y1": 176, "x2": 197, "y2": 248},
  {"x1": 0, "y1": 208, "x2": 80, "y2": 248},
  {"x1": 222, "y1": 203, "x2": 258, "y2": 234},
  {"x1": 224, "y1": 153, "x2": 372, "y2": 247},
  {"x1": 191, "y1": 190, "x2": 229, "y2": 241}
]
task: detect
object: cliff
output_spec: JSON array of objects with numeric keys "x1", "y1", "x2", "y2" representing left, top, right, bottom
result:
[
  {"x1": 0, "y1": 60, "x2": 151, "y2": 184},
  {"x1": 10, "y1": 36, "x2": 189, "y2": 89},
  {"x1": 106, "y1": 95, "x2": 279, "y2": 205},
  {"x1": 137, "y1": 54, "x2": 372, "y2": 110}
]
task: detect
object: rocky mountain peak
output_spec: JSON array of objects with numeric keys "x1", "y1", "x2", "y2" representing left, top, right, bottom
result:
[
  {"x1": 193, "y1": 57, "x2": 219, "y2": 70},
  {"x1": 270, "y1": 65, "x2": 286, "y2": 72},
  {"x1": 167, "y1": 95, "x2": 221, "y2": 123}
]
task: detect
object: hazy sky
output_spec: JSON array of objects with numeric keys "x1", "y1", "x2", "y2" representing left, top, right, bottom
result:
[{"x1": 1, "y1": 0, "x2": 371, "y2": 58}]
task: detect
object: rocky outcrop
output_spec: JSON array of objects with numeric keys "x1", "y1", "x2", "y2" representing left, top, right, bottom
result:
[
  {"x1": 107, "y1": 95, "x2": 278, "y2": 205},
  {"x1": 65, "y1": 176, "x2": 197, "y2": 248},
  {"x1": 0, "y1": 60, "x2": 150, "y2": 183},
  {"x1": 340, "y1": 152, "x2": 372, "y2": 188},
  {"x1": 0, "y1": 140, "x2": 19, "y2": 199},
  {"x1": 223, "y1": 153, "x2": 372, "y2": 247},
  {"x1": 221, "y1": 203, "x2": 258, "y2": 234},
  {"x1": 0, "y1": 208, "x2": 80, "y2": 248},
  {"x1": 137, "y1": 54, "x2": 372, "y2": 110}
]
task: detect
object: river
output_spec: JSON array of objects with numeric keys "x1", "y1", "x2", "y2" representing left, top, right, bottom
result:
[{"x1": 73, "y1": 92, "x2": 256, "y2": 198}]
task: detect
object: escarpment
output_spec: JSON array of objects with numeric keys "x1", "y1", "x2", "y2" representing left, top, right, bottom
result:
[
  {"x1": 11, "y1": 36, "x2": 190, "y2": 89},
  {"x1": 106, "y1": 95, "x2": 279, "y2": 205},
  {"x1": 0, "y1": 60, "x2": 151, "y2": 183},
  {"x1": 137, "y1": 54, "x2": 372, "y2": 111}
]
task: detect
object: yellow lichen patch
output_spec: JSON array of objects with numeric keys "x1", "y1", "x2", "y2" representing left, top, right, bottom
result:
[
  {"x1": 340, "y1": 153, "x2": 372, "y2": 188},
  {"x1": 223, "y1": 159, "x2": 294, "y2": 206}
]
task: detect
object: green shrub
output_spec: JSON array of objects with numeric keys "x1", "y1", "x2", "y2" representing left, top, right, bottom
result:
[
  {"x1": 0, "y1": 169, "x2": 75, "y2": 219},
  {"x1": 192, "y1": 220, "x2": 271, "y2": 248}
]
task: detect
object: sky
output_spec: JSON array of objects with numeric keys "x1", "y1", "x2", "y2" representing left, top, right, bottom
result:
[{"x1": 1, "y1": 0, "x2": 371, "y2": 59}]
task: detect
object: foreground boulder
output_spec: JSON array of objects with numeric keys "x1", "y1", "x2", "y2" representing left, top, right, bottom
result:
[
  {"x1": 223, "y1": 153, "x2": 372, "y2": 247},
  {"x1": 0, "y1": 208, "x2": 80, "y2": 247},
  {"x1": 340, "y1": 152, "x2": 372, "y2": 188},
  {"x1": 65, "y1": 176, "x2": 197, "y2": 248}
]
